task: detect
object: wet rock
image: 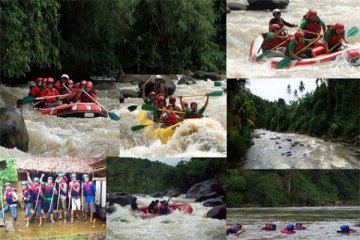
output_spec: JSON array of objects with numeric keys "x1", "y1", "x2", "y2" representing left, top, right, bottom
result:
[
  {"x1": 119, "y1": 94, "x2": 124, "y2": 103},
  {"x1": 281, "y1": 151, "x2": 291, "y2": 156},
  {"x1": 185, "y1": 69, "x2": 194, "y2": 76},
  {"x1": 299, "y1": 143, "x2": 304, "y2": 147},
  {"x1": 192, "y1": 70, "x2": 219, "y2": 81},
  {"x1": 253, "y1": 134, "x2": 261, "y2": 139},
  {"x1": 163, "y1": 190, "x2": 179, "y2": 197},
  {"x1": 186, "y1": 179, "x2": 225, "y2": 199},
  {"x1": 286, "y1": 139, "x2": 292, "y2": 141},
  {"x1": 270, "y1": 137, "x2": 281, "y2": 140},
  {"x1": 106, "y1": 205, "x2": 117, "y2": 215},
  {"x1": 278, "y1": 146, "x2": 282, "y2": 149},
  {"x1": 207, "y1": 204, "x2": 226, "y2": 220},
  {"x1": 275, "y1": 142, "x2": 279, "y2": 144},
  {"x1": 249, "y1": 140, "x2": 255, "y2": 146},
  {"x1": 0, "y1": 107, "x2": 29, "y2": 152},
  {"x1": 286, "y1": 153, "x2": 292, "y2": 157},
  {"x1": 120, "y1": 89, "x2": 138, "y2": 98},
  {"x1": 261, "y1": 133, "x2": 266, "y2": 135},
  {"x1": 108, "y1": 192, "x2": 134, "y2": 207},
  {"x1": 203, "y1": 198, "x2": 224, "y2": 207},
  {"x1": 195, "y1": 192, "x2": 218, "y2": 202},
  {"x1": 227, "y1": 2, "x2": 247, "y2": 11},
  {"x1": 247, "y1": 0, "x2": 289, "y2": 10},
  {"x1": 178, "y1": 76, "x2": 197, "y2": 85},
  {"x1": 119, "y1": 74, "x2": 150, "y2": 83},
  {"x1": 152, "y1": 192, "x2": 162, "y2": 198},
  {"x1": 307, "y1": 144, "x2": 311, "y2": 147}
]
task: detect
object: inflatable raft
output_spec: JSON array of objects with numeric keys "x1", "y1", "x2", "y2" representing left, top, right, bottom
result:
[
  {"x1": 37, "y1": 102, "x2": 108, "y2": 118},
  {"x1": 249, "y1": 35, "x2": 360, "y2": 68},
  {"x1": 138, "y1": 203, "x2": 193, "y2": 219}
]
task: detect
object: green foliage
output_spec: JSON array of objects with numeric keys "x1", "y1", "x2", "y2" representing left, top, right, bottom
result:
[
  {"x1": 107, "y1": 157, "x2": 226, "y2": 194},
  {"x1": 227, "y1": 170, "x2": 360, "y2": 207}
]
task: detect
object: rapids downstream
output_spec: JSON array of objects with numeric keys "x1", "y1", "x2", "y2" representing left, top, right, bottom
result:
[
  {"x1": 0, "y1": 83, "x2": 120, "y2": 157},
  {"x1": 227, "y1": 206, "x2": 360, "y2": 240},
  {"x1": 107, "y1": 195, "x2": 225, "y2": 240},
  {"x1": 120, "y1": 79, "x2": 227, "y2": 158},
  {"x1": 227, "y1": 0, "x2": 360, "y2": 77},
  {"x1": 243, "y1": 129, "x2": 360, "y2": 169}
]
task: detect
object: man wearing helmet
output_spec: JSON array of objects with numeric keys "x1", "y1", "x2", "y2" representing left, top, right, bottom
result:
[
  {"x1": 299, "y1": 9, "x2": 326, "y2": 39},
  {"x1": 0, "y1": 182, "x2": 19, "y2": 226},
  {"x1": 27, "y1": 172, "x2": 45, "y2": 226},
  {"x1": 55, "y1": 74, "x2": 70, "y2": 93},
  {"x1": 269, "y1": 9, "x2": 297, "y2": 29},
  {"x1": 167, "y1": 95, "x2": 181, "y2": 112},
  {"x1": 153, "y1": 75, "x2": 166, "y2": 96},
  {"x1": 180, "y1": 94, "x2": 209, "y2": 119},
  {"x1": 42, "y1": 176, "x2": 57, "y2": 223},
  {"x1": 62, "y1": 79, "x2": 79, "y2": 104},
  {"x1": 285, "y1": 31, "x2": 313, "y2": 61},
  {"x1": 55, "y1": 173, "x2": 68, "y2": 221},
  {"x1": 261, "y1": 24, "x2": 288, "y2": 58},
  {"x1": 75, "y1": 81, "x2": 97, "y2": 103},
  {"x1": 69, "y1": 173, "x2": 81, "y2": 224},
  {"x1": 21, "y1": 181, "x2": 32, "y2": 227},
  {"x1": 40, "y1": 77, "x2": 61, "y2": 107},
  {"x1": 28, "y1": 77, "x2": 43, "y2": 98},
  {"x1": 142, "y1": 90, "x2": 158, "y2": 107},
  {"x1": 82, "y1": 174, "x2": 96, "y2": 222},
  {"x1": 324, "y1": 23, "x2": 348, "y2": 53}
]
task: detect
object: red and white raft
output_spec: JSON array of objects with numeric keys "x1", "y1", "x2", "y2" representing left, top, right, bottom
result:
[
  {"x1": 249, "y1": 35, "x2": 360, "y2": 68},
  {"x1": 37, "y1": 102, "x2": 108, "y2": 118},
  {"x1": 137, "y1": 203, "x2": 193, "y2": 219}
]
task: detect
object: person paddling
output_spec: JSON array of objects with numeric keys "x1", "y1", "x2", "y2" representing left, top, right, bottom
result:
[
  {"x1": 0, "y1": 182, "x2": 19, "y2": 226},
  {"x1": 261, "y1": 24, "x2": 288, "y2": 58},
  {"x1": 180, "y1": 94, "x2": 209, "y2": 119},
  {"x1": 130, "y1": 197, "x2": 140, "y2": 211},
  {"x1": 29, "y1": 77, "x2": 43, "y2": 98},
  {"x1": 40, "y1": 78, "x2": 63, "y2": 108},
  {"x1": 147, "y1": 200, "x2": 159, "y2": 214},
  {"x1": 285, "y1": 31, "x2": 314, "y2": 61},
  {"x1": 262, "y1": 223, "x2": 277, "y2": 231},
  {"x1": 153, "y1": 75, "x2": 166, "y2": 96},
  {"x1": 298, "y1": 9, "x2": 326, "y2": 39},
  {"x1": 143, "y1": 91, "x2": 157, "y2": 107},
  {"x1": 324, "y1": 23, "x2": 348, "y2": 53},
  {"x1": 269, "y1": 9, "x2": 298, "y2": 30}
]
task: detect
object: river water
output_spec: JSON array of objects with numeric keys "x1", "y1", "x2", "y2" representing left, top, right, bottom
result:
[
  {"x1": 107, "y1": 195, "x2": 225, "y2": 240},
  {"x1": 243, "y1": 129, "x2": 360, "y2": 169},
  {"x1": 227, "y1": 206, "x2": 360, "y2": 240},
  {"x1": 120, "y1": 79, "x2": 227, "y2": 158},
  {"x1": 0, "y1": 83, "x2": 120, "y2": 158},
  {"x1": 227, "y1": 0, "x2": 360, "y2": 77}
]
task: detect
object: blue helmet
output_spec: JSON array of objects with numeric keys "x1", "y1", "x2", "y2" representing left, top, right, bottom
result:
[
  {"x1": 271, "y1": 223, "x2": 276, "y2": 228},
  {"x1": 71, "y1": 173, "x2": 77, "y2": 179},
  {"x1": 48, "y1": 176, "x2": 53, "y2": 181},
  {"x1": 58, "y1": 173, "x2": 65, "y2": 177},
  {"x1": 286, "y1": 224, "x2": 294, "y2": 231},
  {"x1": 34, "y1": 177, "x2": 40, "y2": 182},
  {"x1": 340, "y1": 225, "x2": 349, "y2": 231},
  {"x1": 5, "y1": 182, "x2": 11, "y2": 186},
  {"x1": 82, "y1": 174, "x2": 89, "y2": 180},
  {"x1": 21, "y1": 181, "x2": 28, "y2": 186}
]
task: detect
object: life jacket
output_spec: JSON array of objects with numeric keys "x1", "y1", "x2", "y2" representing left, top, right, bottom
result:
[
  {"x1": 261, "y1": 32, "x2": 285, "y2": 50},
  {"x1": 40, "y1": 88, "x2": 60, "y2": 104},
  {"x1": 286, "y1": 37, "x2": 305, "y2": 56},
  {"x1": 185, "y1": 111, "x2": 202, "y2": 119},
  {"x1": 44, "y1": 183, "x2": 54, "y2": 198},
  {"x1": 80, "y1": 90, "x2": 96, "y2": 103},
  {"x1": 271, "y1": 18, "x2": 285, "y2": 28},
  {"x1": 226, "y1": 227, "x2": 241, "y2": 234},
  {"x1": 5, "y1": 188, "x2": 17, "y2": 205},
  {"x1": 30, "y1": 182, "x2": 42, "y2": 203},
  {"x1": 59, "y1": 182, "x2": 67, "y2": 196},
  {"x1": 159, "y1": 203, "x2": 169, "y2": 214},
  {"x1": 29, "y1": 86, "x2": 42, "y2": 97},
  {"x1": 302, "y1": 17, "x2": 322, "y2": 38},
  {"x1": 326, "y1": 25, "x2": 344, "y2": 45},
  {"x1": 22, "y1": 187, "x2": 32, "y2": 203},
  {"x1": 83, "y1": 181, "x2": 95, "y2": 197},
  {"x1": 163, "y1": 113, "x2": 178, "y2": 127},
  {"x1": 70, "y1": 182, "x2": 80, "y2": 197}
]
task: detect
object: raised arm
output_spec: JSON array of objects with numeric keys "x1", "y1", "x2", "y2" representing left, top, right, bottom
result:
[
  {"x1": 204, "y1": 95, "x2": 210, "y2": 109},
  {"x1": 27, "y1": 172, "x2": 32, "y2": 184}
]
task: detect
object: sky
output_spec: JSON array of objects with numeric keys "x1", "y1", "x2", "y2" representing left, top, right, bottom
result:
[{"x1": 246, "y1": 78, "x2": 318, "y2": 103}]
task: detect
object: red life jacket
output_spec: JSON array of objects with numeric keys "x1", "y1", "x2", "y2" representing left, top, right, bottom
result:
[
  {"x1": 261, "y1": 32, "x2": 285, "y2": 50},
  {"x1": 272, "y1": 18, "x2": 284, "y2": 28},
  {"x1": 302, "y1": 17, "x2": 322, "y2": 38},
  {"x1": 326, "y1": 25, "x2": 344, "y2": 45},
  {"x1": 80, "y1": 90, "x2": 96, "y2": 103},
  {"x1": 185, "y1": 111, "x2": 201, "y2": 119},
  {"x1": 5, "y1": 188, "x2": 17, "y2": 205},
  {"x1": 286, "y1": 37, "x2": 305, "y2": 56},
  {"x1": 83, "y1": 182, "x2": 95, "y2": 197},
  {"x1": 29, "y1": 86, "x2": 42, "y2": 97},
  {"x1": 40, "y1": 88, "x2": 60, "y2": 104},
  {"x1": 164, "y1": 113, "x2": 178, "y2": 127}
]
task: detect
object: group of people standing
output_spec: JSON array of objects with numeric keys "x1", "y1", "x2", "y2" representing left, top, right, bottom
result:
[
  {"x1": 142, "y1": 75, "x2": 209, "y2": 127},
  {"x1": 28, "y1": 74, "x2": 97, "y2": 108},
  {"x1": 261, "y1": 8, "x2": 349, "y2": 60},
  {"x1": 0, "y1": 172, "x2": 96, "y2": 227}
]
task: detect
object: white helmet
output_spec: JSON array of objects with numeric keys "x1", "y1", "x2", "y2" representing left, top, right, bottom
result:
[
  {"x1": 272, "y1": 9, "x2": 281, "y2": 16},
  {"x1": 61, "y1": 74, "x2": 69, "y2": 79},
  {"x1": 155, "y1": 74, "x2": 163, "y2": 80}
]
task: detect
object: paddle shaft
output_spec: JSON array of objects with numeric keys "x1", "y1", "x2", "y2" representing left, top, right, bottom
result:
[
  {"x1": 329, "y1": 28, "x2": 359, "y2": 51},
  {"x1": 46, "y1": 186, "x2": 56, "y2": 221},
  {"x1": 36, "y1": 94, "x2": 69, "y2": 101},
  {"x1": 56, "y1": 184, "x2": 61, "y2": 211},
  {"x1": 82, "y1": 88, "x2": 113, "y2": 117},
  {"x1": 295, "y1": 36, "x2": 321, "y2": 56},
  {"x1": 182, "y1": 94, "x2": 207, "y2": 98},
  {"x1": 31, "y1": 186, "x2": 41, "y2": 222},
  {"x1": 141, "y1": 76, "x2": 152, "y2": 89}
]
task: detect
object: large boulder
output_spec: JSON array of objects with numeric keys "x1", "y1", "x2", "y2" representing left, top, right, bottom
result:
[
  {"x1": 178, "y1": 76, "x2": 197, "y2": 85},
  {"x1": 207, "y1": 204, "x2": 226, "y2": 220},
  {"x1": 186, "y1": 179, "x2": 225, "y2": 199},
  {"x1": 119, "y1": 94, "x2": 124, "y2": 103},
  {"x1": 119, "y1": 89, "x2": 138, "y2": 98},
  {"x1": 0, "y1": 107, "x2": 29, "y2": 152},
  {"x1": 138, "y1": 76, "x2": 177, "y2": 97},
  {"x1": 193, "y1": 71, "x2": 220, "y2": 81},
  {"x1": 195, "y1": 192, "x2": 218, "y2": 202},
  {"x1": 247, "y1": 0, "x2": 289, "y2": 10},
  {"x1": 108, "y1": 192, "x2": 134, "y2": 207},
  {"x1": 227, "y1": 2, "x2": 247, "y2": 11},
  {"x1": 203, "y1": 198, "x2": 224, "y2": 207}
]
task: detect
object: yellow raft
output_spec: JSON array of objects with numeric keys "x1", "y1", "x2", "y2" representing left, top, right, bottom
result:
[{"x1": 137, "y1": 111, "x2": 183, "y2": 144}]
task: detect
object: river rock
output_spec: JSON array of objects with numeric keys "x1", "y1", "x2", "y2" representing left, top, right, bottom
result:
[
  {"x1": 119, "y1": 94, "x2": 124, "y2": 103},
  {"x1": 247, "y1": 0, "x2": 289, "y2": 10},
  {"x1": 120, "y1": 89, "x2": 138, "y2": 98},
  {"x1": 0, "y1": 107, "x2": 29, "y2": 152},
  {"x1": 195, "y1": 192, "x2": 218, "y2": 202},
  {"x1": 286, "y1": 139, "x2": 292, "y2": 142},
  {"x1": 227, "y1": 2, "x2": 247, "y2": 11},
  {"x1": 163, "y1": 189, "x2": 179, "y2": 197},
  {"x1": 186, "y1": 179, "x2": 225, "y2": 199},
  {"x1": 108, "y1": 192, "x2": 134, "y2": 206},
  {"x1": 178, "y1": 76, "x2": 197, "y2": 85},
  {"x1": 249, "y1": 140, "x2": 254, "y2": 146},
  {"x1": 207, "y1": 204, "x2": 226, "y2": 220},
  {"x1": 106, "y1": 205, "x2": 117, "y2": 215},
  {"x1": 203, "y1": 198, "x2": 224, "y2": 207},
  {"x1": 278, "y1": 146, "x2": 282, "y2": 149},
  {"x1": 299, "y1": 143, "x2": 304, "y2": 147},
  {"x1": 253, "y1": 134, "x2": 261, "y2": 139},
  {"x1": 192, "y1": 70, "x2": 219, "y2": 81},
  {"x1": 119, "y1": 74, "x2": 150, "y2": 83}
]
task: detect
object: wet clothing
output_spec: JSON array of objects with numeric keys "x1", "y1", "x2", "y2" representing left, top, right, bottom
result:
[
  {"x1": 185, "y1": 106, "x2": 206, "y2": 119},
  {"x1": 24, "y1": 202, "x2": 32, "y2": 217},
  {"x1": 131, "y1": 202, "x2": 139, "y2": 211},
  {"x1": 159, "y1": 202, "x2": 170, "y2": 215},
  {"x1": 42, "y1": 183, "x2": 55, "y2": 213},
  {"x1": 226, "y1": 227, "x2": 242, "y2": 235},
  {"x1": 80, "y1": 90, "x2": 96, "y2": 103},
  {"x1": 83, "y1": 201, "x2": 95, "y2": 213},
  {"x1": 29, "y1": 86, "x2": 42, "y2": 98},
  {"x1": 286, "y1": 38, "x2": 312, "y2": 58},
  {"x1": 324, "y1": 27, "x2": 344, "y2": 51},
  {"x1": 269, "y1": 17, "x2": 296, "y2": 28},
  {"x1": 147, "y1": 201, "x2": 158, "y2": 214},
  {"x1": 261, "y1": 32, "x2": 286, "y2": 50},
  {"x1": 299, "y1": 17, "x2": 326, "y2": 39},
  {"x1": 40, "y1": 88, "x2": 60, "y2": 105},
  {"x1": 83, "y1": 181, "x2": 96, "y2": 203},
  {"x1": 163, "y1": 112, "x2": 178, "y2": 127}
]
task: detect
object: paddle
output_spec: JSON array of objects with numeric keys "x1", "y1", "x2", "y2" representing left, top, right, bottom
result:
[
  {"x1": 329, "y1": 26, "x2": 359, "y2": 51},
  {"x1": 214, "y1": 81, "x2": 223, "y2": 87},
  {"x1": 276, "y1": 35, "x2": 321, "y2": 69},
  {"x1": 65, "y1": 193, "x2": 71, "y2": 222},
  {"x1": 141, "y1": 104, "x2": 184, "y2": 114},
  {"x1": 181, "y1": 90, "x2": 224, "y2": 98},
  {"x1": 22, "y1": 94, "x2": 69, "y2": 105},
  {"x1": 256, "y1": 37, "x2": 291, "y2": 61},
  {"x1": 53, "y1": 184, "x2": 61, "y2": 221},
  {"x1": 140, "y1": 76, "x2": 152, "y2": 89},
  {"x1": 30, "y1": 188, "x2": 41, "y2": 223},
  {"x1": 45, "y1": 186, "x2": 56, "y2": 223},
  {"x1": 127, "y1": 105, "x2": 139, "y2": 112},
  {"x1": 80, "y1": 182, "x2": 84, "y2": 222},
  {"x1": 81, "y1": 89, "x2": 120, "y2": 121},
  {"x1": 131, "y1": 124, "x2": 151, "y2": 131}
]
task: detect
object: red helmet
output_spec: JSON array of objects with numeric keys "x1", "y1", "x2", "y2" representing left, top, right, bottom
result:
[
  {"x1": 35, "y1": 77, "x2": 43, "y2": 83},
  {"x1": 169, "y1": 95, "x2": 176, "y2": 101},
  {"x1": 335, "y1": 22, "x2": 344, "y2": 31},
  {"x1": 80, "y1": 80, "x2": 87, "y2": 85},
  {"x1": 66, "y1": 79, "x2": 74, "y2": 85},
  {"x1": 308, "y1": 9, "x2": 317, "y2": 16},
  {"x1": 149, "y1": 91, "x2": 156, "y2": 97},
  {"x1": 85, "y1": 81, "x2": 93, "y2": 89},
  {"x1": 269, "y1": 24, "x2": 280, "y2": 32},
  {"x1": 183, "y1": 101, "x2": 188, "y2": 107},
  {"x1": 42, "y1": 78, "x2": 47, "y2": 83},
  {"x1": 157, "y1": 95, "x2": 165, "y2": 102},
  {"x1": 47, "y1": 78, "x2": 54, "y2": 83},
  {"x1": 294, "y1": 31, "x2": 305, "y2": 38}
]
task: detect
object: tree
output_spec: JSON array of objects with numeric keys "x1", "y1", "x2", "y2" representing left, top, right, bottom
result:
[
  {"x1": 293, "y1": 89, "x2": 298, "y2": 100},
  {"x1": 286, "y1": 84, "x2": 292, "y2": 103},
  {"x1": 298, "y1": 81, "x2": 305, "y2": 97}
]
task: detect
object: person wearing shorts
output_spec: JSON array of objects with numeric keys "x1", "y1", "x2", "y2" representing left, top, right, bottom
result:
[
  {"x1": 69, "y1": 173, "x2": 81, "y2": 224},
  {"x1": 55, "y1": 173, "x2": 68, "y2": 221},
  {"x1": 82, "y1": 174, "x2": 96, "y2": 222}
]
